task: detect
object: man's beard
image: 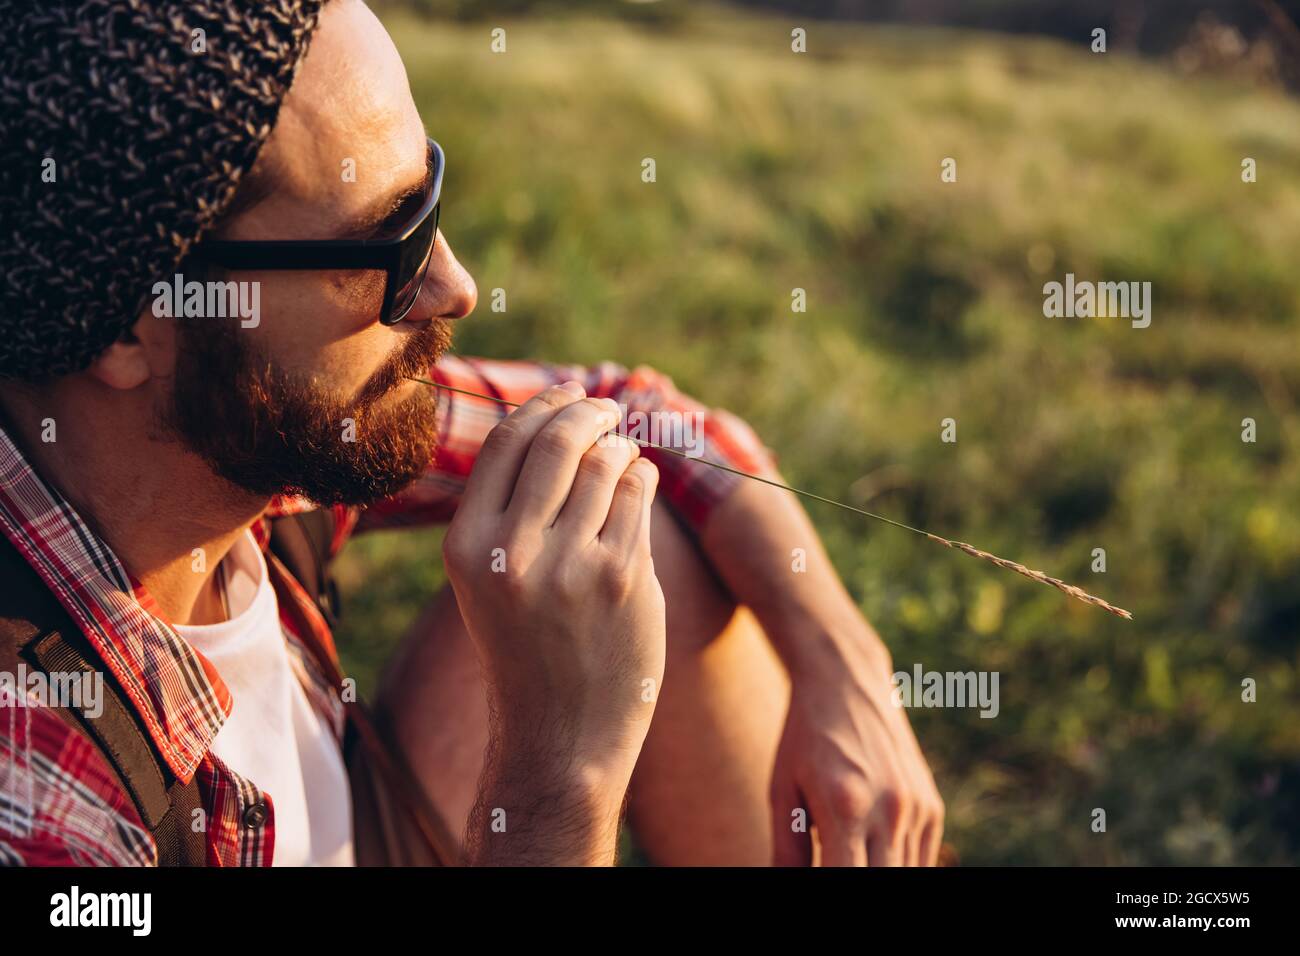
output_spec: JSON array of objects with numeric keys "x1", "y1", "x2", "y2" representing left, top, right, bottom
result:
[{"x1": 161, "y1": 318, "x2": 452, "y2": 506}]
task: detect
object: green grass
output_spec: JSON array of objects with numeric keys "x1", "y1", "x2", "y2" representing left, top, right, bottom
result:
[{"x1": 334, "y1": 5, "x2": 1300, "y2": 864}]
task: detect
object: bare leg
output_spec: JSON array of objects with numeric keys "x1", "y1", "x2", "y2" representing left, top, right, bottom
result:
[{"x1": 375, "y1": 501, "x2": 790, "y2": 865}]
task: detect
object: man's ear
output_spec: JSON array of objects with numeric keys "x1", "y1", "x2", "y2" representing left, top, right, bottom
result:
[{"x1": 87, "y1": 312, "x2": 177, "y2": 390}]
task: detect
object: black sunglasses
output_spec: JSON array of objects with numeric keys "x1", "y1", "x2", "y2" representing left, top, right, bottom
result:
[{"x1": 194, "y1": 137, "x2": 444, "y2": 326}]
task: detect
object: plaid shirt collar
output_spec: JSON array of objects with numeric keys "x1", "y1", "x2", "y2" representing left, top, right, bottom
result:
[{"x1": 0, "y1": 423, "x2": 232, "y2": 784}]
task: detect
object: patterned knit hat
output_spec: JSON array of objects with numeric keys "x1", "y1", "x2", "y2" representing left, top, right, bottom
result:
[{"x1": 0, "y1": 0, "x2": 325, "y2": 381}]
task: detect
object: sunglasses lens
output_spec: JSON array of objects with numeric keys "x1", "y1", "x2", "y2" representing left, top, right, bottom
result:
[{"x1": 387, "y1": 201, "x2": 439, "y2": 323}]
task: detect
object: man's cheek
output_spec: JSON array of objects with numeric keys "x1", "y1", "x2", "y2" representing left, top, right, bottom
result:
[
  {"x1": 325, "y1": 340, "x2": 398, "y2": 397},
  {"x1": 324, "y1": 268, "x2": 388, "y2": 329}
]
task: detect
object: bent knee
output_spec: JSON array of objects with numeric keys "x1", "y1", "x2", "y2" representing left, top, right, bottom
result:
[{"x1": 650, "y1": 500, "x2": 742, "y2": 654}]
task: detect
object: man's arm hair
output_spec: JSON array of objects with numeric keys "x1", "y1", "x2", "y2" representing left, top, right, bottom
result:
[{"x1": 464, "y1": 707, "x2": 629, "y2": 866}]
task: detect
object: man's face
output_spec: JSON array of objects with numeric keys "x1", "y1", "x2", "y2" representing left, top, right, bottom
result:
[{"x1": 162, "y1": 0, "x2": 476, "y2": 505}]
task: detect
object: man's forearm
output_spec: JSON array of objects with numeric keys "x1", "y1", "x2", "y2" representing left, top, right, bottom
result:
[
  {"x1": 699, "y1": 478, "x2": 892, "y2": 678},
  {"x1": 465, "y1": 749, "x2": 631, "y2": 866}
]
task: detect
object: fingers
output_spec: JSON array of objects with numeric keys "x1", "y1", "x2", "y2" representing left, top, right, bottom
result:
[
  {"x1": 770, "y1": 768, "x2": 813, "y2": 867},
  {"x1": 598, "y1": 457, "x2": 659, "y2": 555},
  {"x1": 813, "y1": 776, "x2": 873, "y2": 867},
  {"x1": 459, "y1": 381, "x2": 587, "y2": 518},
  {"x1": 919, "y1": 817, "x2": 942, "y2": 867},
  {"x1": 878, "y1": 800, "x2": 917, "y2": 867},
  {"x1": 862, "y1": 833, "x2": 889, "y2": 867},
  {"x1": 818, "y1": 777, "x2": 921, "y2": 867},
  {"x1": 775, "y1": 753, "x2": 942, "y2": 867},
  {"x1": 903, "y1": 824, "x2": 921, "y2": 868},
  {"x1": 553, "y1": 433, "x2": 642, "y2": 541},
  {"x1": 866, "y1": 795, "x2": 937, "y2": 866},
  {"x1": 819, "y1": 820, "x2": 869, "y2": 867},
  {"x1": 507, "y1": 395, "x2": 624, "y2": 529},
  {"x1": 917, "y1": 789, "x2": 944, "y2": 866}
]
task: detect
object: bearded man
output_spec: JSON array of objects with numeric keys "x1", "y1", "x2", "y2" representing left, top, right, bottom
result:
[{"x1": 0, "y1": 0, "x2": 942, "y2": 867}]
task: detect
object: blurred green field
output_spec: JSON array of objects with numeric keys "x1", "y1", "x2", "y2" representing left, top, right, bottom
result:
[{"x1": 335, "y1": 4, "x2": 1300, "y2": 864}]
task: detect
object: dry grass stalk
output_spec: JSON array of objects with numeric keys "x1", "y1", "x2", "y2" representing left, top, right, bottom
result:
[
  {"x1": 926, "y1": 534, "x2": 1133, "y2": 620},
  {"x1": 411, "y1": 376, "x2": 1134, "y2": 620}
]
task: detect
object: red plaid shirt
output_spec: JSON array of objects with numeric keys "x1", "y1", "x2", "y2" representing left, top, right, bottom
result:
[{"x1": 0, "y1": 356, "x2": 772, "y2": 866}]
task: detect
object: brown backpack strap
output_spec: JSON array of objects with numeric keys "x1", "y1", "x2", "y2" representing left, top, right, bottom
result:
[
  {"x1": 0, "y1": 539, "x2": 205, "y2": 866},
  {"x1": 267, "y1": 507, "x2": 342, "y2": 627}
]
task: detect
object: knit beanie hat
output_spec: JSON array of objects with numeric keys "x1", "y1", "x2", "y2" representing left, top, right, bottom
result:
[{"x1": 0, "y1": 0, "x2": 325, "y2": 381}]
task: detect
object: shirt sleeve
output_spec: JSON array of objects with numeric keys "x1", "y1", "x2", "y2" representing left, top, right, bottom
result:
[
  {"x1": 357, "y1": 354, "x2": 777, "y2": 535},
  {"x1": 0, "y1": 701, "x2": 156, "y2": 866}
]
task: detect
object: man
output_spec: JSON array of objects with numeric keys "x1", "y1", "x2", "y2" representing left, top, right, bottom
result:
[{"x1": 0, "y1": 0, "x2": 943, "y2": 866}]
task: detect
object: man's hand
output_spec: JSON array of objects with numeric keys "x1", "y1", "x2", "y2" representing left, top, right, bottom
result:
[
  {"x1": 771, "y1": 634, "x2": 945, "y2": 866},
  {"x1": 443, "y1": 381, "x2": 665, "y2": 865},
  {"x1": 701, "y1": 479, "x2": 945, "y2": 866}
]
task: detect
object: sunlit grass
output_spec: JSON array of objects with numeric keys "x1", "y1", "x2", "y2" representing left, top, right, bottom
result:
[{"x1": 334, "y1": 5, "x2": 1300, "y2": 864}]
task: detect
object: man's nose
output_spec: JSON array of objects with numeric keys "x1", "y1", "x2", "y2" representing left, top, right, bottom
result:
[{"x1": 407, "y1": 230, "x2": 477, "y2": 322}]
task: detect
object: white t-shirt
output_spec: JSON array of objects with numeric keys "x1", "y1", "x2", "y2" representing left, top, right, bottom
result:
[{"x1": 175, "y1": 531, "x2": 354, "y2": 866}]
